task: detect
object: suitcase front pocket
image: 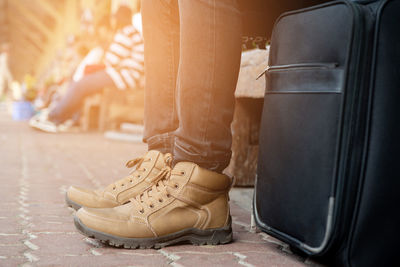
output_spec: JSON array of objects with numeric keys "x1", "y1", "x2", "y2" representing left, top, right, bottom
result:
[
  {"x1": 256, "y1": 64, "x2": 344, "y2": 249},
  {"x1": 266, "y1": 62, "x2": 343, "y2": 94}
]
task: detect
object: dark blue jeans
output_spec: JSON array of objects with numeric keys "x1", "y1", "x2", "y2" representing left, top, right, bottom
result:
[
  {"x1": 142, "y1": 0, "x2": 242, "y2": 172},
  {"x1": 48, "y1": 70, "x2": 115, "y2": 124}
]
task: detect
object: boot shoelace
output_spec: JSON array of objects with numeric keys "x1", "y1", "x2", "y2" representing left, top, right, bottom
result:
[
  {"x1": 110, "y1": 153, "x2": 173, "y2": 191},
  {"x1": 129, "y1": 168, "x2": 185, "y2": 214}
]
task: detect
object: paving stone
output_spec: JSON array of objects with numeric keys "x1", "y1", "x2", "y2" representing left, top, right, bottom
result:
[
  {"x1": 89, "y1": 245, "x2": 160, "y2": 256},
  {"x1": 232, "y1": 230, "x2": 267, "y2": 244},
  {"x1": 0, "y1": 234, "x2": 25, "y2": 245},
  {"x1": 0, "y1": 203, "x2": 20, "y2": 209},
  {"x1": 36, "y1": 253, "x2": 166, "y2": 267},
  {"x1": 242, "y1": 251, "x2": 307, "y2": 267},
  {"x1": 27, "y1": 188, "x2": 67, "y2": 204},
  {"x1": 28, "y1": 203, "x2": 74, "y2": 217},
  {"x1": 0, "y1": 244, "x2": 27, "y2": 257},
  {"x1": 0, "y1": 217, "x2": 22, "y2": 234},
  {"x1": 28, "y1": 216, "x2": 76, "y2": 233},
  {"x1": 0, "y1": 207, "x2": 20, "y2": 218},
  {"x1": 231, "y1": 203, "x2": 252, "y2": 225},
  {"x1": 32, "y1": 233, "x2": 92, "y2": 256},
  {"x1": 162, "y1": 240, "x2": 278, "y2": 256},
  {"x1": 0, "y1": 256, "x2": 27, "y2": 267},
  {"x1": 175, "y1": 252, "x2": 242, "y2": 267}
]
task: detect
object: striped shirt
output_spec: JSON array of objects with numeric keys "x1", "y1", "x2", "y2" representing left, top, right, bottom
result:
[{"x1": 105, "y1": 25, "x2": 144, "y2": 90}]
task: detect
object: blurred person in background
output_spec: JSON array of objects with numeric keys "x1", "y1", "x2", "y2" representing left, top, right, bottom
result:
[
  {"x1": 34, "y1": 16, "x2": 113, "y2": 111},
  {"x1": 0, "y1": 43, "x2": 13, "y2": 100},
  {"x1": 30, "y1": 5, "x2": 144, "y2": 133}
]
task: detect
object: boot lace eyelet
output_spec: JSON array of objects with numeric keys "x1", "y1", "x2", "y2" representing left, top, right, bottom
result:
[
  {"x1": 180, "y1": 171, "x2": 185, "y2": 175},
  {"x1": 149, "y1": 204, "x2": 154, "y2": 208},
  {"x1": 139, "y1": 209, "x2": 144, "y2": 214},
  {"x1": 130, "y1": 179, "x2": 133, "y2": 183},
  {"x1": 174, "y1": 184, "x2": 179, "y2": 189},
  {"x1": 121, "y1": 184, "x2": 124, "y2": 186},
  {"x1": 158, "y1": 199, "x2": 163, "y2": 203},
  {"x1": 167, "y1": 193, "x2": 171, "y2": 198},
  {"x1": 143, "y1": 168, "x2": 147, "y2": 172},
  {"x1": 113, "y1": 187, "x2": 116, "y2": 190}
]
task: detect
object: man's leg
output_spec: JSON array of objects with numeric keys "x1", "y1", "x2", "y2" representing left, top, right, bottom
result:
[
  {"x1": 173, "y1": 0, "x2": 242, "y2": 173},
  {"x1": 48, "y1": 70, "x2": 115, "y2": 124},
  {"x1": 141, "y1": 0, "x2": 180, "y2": 154},
  {"x1": 66, "y1": 0, "x2": 181, "y2": 212}
]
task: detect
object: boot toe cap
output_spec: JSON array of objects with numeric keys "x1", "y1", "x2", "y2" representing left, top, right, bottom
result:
[
  {"x1": 67, "y1": 186, "x2": 118, "y2": 209},
  {"x1": 76, "y1": 207, "x2": 153, "y2": 238}
]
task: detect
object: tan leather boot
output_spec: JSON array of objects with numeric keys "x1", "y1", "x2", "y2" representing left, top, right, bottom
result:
[
  {"x1": 66, "y1": 150, "x2": 172, "y2": 210},
  {"x1": 74, "y1": 162, "x2": 233, "y2": 248}
]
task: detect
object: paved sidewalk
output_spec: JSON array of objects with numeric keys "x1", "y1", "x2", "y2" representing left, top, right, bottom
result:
[{"x1": 0, "y1": 108, "x2": 321, "y2": 267}]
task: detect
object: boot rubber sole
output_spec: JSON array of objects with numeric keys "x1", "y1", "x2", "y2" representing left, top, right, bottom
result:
[
  {"x1": 74, "y1": 216, "x2": 233, "y2": 249},
  {"x1": 65, "y1": 193, "x2": 82, "y2": 211}
]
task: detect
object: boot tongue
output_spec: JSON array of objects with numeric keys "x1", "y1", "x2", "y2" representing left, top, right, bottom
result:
[
  {"x1": 169, "y1": 162, "x2": 192, "y2": 184},
  {"x1": 143, "y1": 150, "x2": 164, "y2": 169},
  {"x1": 102, "y1": 151, "x2": 165, "y2": 197},
  {"x1": 146, "y1": 150, "x2": 172, "y2": 170}
]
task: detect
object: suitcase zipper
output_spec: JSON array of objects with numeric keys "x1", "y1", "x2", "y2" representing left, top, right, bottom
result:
[
  {"x1": 256, "y1": 62, "x2": 338, "y2": 80},
  {"x1": 320, "y1": 2, "x2": 372, "y2": 257}
]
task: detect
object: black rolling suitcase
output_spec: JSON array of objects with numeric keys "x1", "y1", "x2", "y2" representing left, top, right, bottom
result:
[{"x1": 254, "y1": 0, "x2": 400, "y2": 266}]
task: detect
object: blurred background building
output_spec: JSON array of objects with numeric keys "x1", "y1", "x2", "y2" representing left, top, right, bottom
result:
[{"x1": 0, "y1": 0, "x2": 139, "y2": 88}]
